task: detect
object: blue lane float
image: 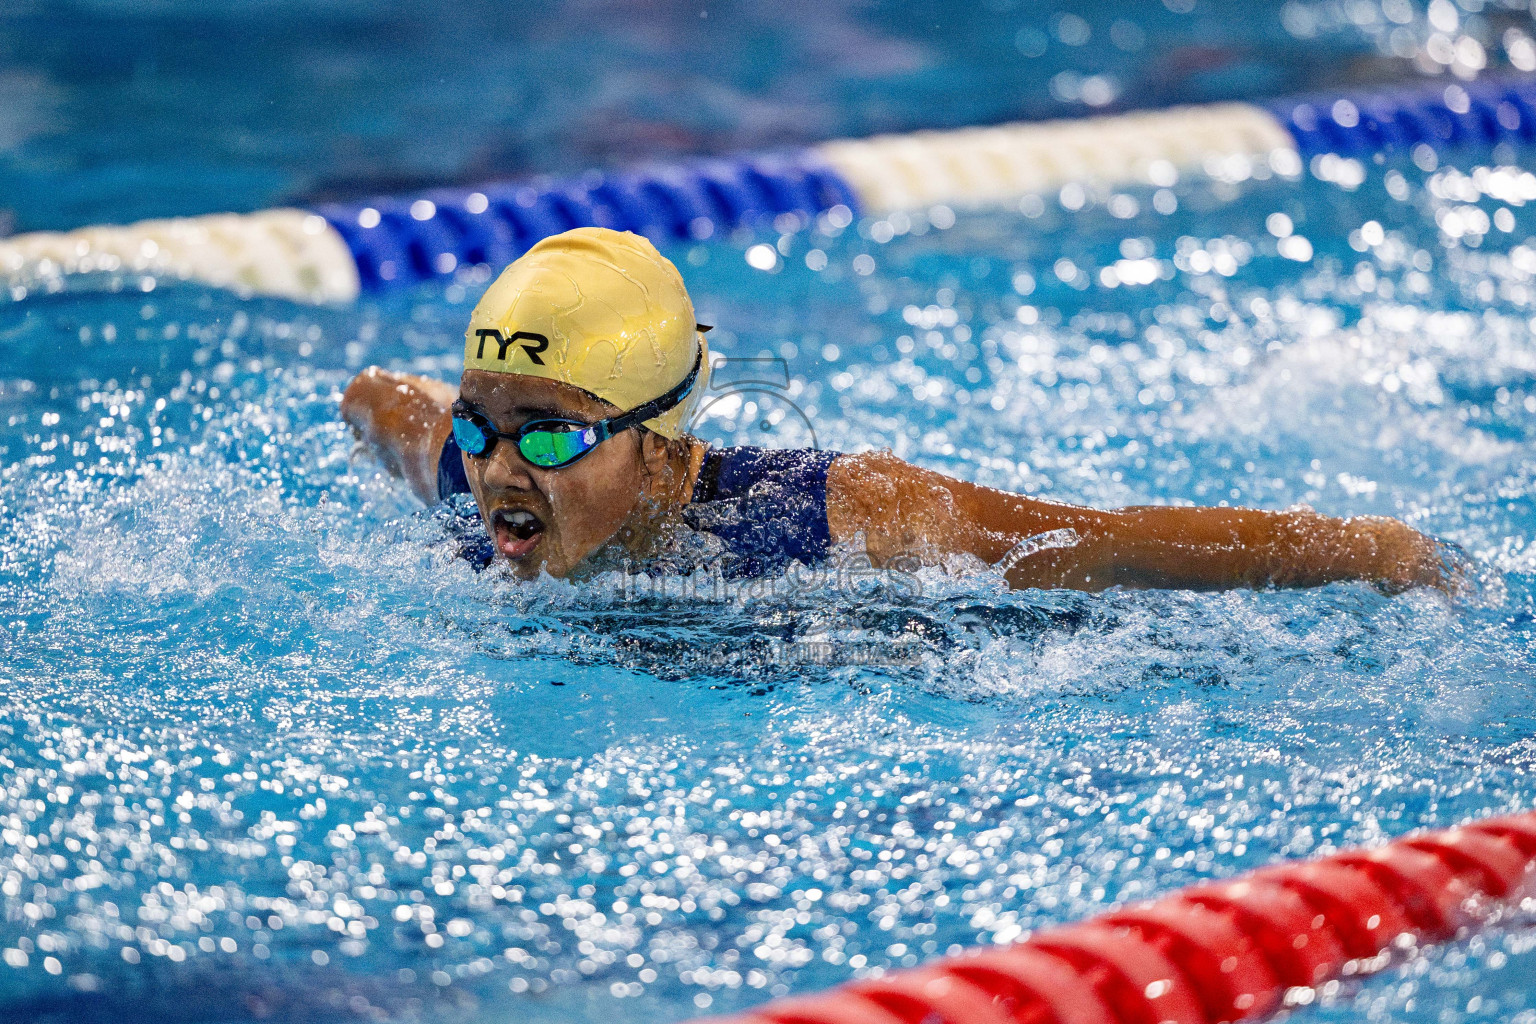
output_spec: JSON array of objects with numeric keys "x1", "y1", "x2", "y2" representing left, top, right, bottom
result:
[
  {"x1": 1269, "y1": 74, "x2": 1536, "y2": 158},
  {"x1": 313, "y1": 152, "x2": 861, "y2": 293},
  {"x1": 4, "y1": 74, "x2": 1535, "y2": 304}
]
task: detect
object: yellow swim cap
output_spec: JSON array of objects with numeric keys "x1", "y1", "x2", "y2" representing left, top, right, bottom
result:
[{"x1": 462, "y1": 227, "x2": 711, "y2": 439}]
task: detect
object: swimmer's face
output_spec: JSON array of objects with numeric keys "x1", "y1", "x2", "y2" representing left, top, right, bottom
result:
[{"x1": 456, "y1": 369, "x2": 663, "y2": 580}]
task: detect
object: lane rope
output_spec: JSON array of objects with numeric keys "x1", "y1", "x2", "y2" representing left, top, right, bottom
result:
[
  {"x1": 3, "y1": 75, "x2": 1534, "y2": 303},
  {"x1": 691, "y1": 812, "x2": 1536, "y2": 1024},
  {"x1": 0, "y1": 208, "x2": 358, "y2": 304},
  {"x1": 815, "y1": 103, "x2": 1294, "y2": 213}
]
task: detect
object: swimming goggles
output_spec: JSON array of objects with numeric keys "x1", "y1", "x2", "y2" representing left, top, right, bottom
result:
[{"x1": 451, "y1": 348, "x2": 704, "y2": 469}]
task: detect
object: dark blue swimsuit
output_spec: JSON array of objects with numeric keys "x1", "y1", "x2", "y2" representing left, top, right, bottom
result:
[{"x1": 437, "y1": 435, "x2": 839, "y2": 577}]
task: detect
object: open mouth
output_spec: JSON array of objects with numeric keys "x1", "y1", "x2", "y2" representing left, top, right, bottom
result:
[{"x1": 491, "y1": 507, "x2": 546, "y2": 560}]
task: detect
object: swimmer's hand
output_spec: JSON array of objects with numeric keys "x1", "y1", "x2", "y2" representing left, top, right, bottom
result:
[
  {"x1": 340, "y1": 366, "x2": 457, "y2": 504},
  {"x1": 1313, "y1": 514, "x2": 1461, "y2": 596},
  {"x1": 1426, "y1": 537, "x2": 1486, "y2": 602}
]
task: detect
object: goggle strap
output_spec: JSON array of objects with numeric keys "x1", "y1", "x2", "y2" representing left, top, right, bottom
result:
[{"x1": 599, "y1": 348, "x2": 703, "y2": 437}]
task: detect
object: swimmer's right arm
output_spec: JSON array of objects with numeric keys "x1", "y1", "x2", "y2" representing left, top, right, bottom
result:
[{"x1": 339, "y1": 367, "x2": 456, "y2": 505}]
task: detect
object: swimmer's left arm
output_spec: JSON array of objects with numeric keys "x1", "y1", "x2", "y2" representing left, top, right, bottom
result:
[
  {"x1": 1074, "y1": 503, "x2": 1449, "y2": 593},
  {"x1": 826, "y1": 451, "x2": 1452, "y2": 593}
]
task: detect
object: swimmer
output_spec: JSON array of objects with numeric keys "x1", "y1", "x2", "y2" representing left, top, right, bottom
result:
[{"x1": 342, "y1": 226, "x2": 1457, "y2": 593}]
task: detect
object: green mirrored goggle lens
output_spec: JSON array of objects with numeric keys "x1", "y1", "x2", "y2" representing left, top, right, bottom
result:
[{"x1": 517, "y1": 424, "x2": 599, "y2": 468}]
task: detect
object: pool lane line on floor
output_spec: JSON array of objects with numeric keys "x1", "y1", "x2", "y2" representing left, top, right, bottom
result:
[
  {"x1": 3, "y1": 73, "x2": 1536, "y2": 304},
  {"x1": 688, "y1": 811, "x2": 1536, "y2": 1024}
]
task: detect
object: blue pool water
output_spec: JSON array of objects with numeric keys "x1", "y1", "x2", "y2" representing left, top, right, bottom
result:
[
  {"x1": 7, "y1": 3, "x2": 1536, "y2": 1024},
  {"x1": 0, "y1": 0, "x2": 1501, "y2": 232}
]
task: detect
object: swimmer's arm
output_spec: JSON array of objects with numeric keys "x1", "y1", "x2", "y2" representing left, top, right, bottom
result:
[
  {"x1": 339, "y1": 367, "x2": 456, "y2": 505},
  {"x1": 1069, "y1": 503, "x2": 1448, "y2": 593},
  {"x1": 826, "y1": 451, "x2": 1450, "y2": 592}
]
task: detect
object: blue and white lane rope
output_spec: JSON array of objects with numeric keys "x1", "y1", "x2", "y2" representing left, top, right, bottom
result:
[{"x1": 5, "y1": 75, "x2": 1536, "y2": 305}]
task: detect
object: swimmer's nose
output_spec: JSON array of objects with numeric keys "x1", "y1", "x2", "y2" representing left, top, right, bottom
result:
[{"x1": 480, "y1": 442, "x2": 538, "y2": 492}]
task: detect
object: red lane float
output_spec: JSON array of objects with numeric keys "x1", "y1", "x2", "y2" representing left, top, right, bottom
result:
[{"x1": 698, "y1": 812, "x2": 1536, "y2": 1024}]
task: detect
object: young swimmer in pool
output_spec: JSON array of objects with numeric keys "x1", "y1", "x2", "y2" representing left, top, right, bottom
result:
[{"x1": 342, "y1": 226, "x2": 1456, "y2": 592}]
